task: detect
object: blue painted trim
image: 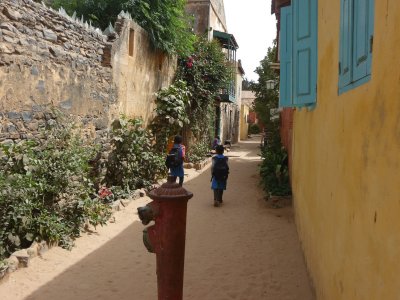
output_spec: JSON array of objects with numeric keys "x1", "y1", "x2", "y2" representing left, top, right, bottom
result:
[{"x1": 338, "y1": 74, "x2": 371, "y2": 95}]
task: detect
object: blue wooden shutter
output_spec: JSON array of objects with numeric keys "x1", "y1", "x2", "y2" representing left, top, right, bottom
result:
[
  {"x1": 292, "y1": 0, "x2": 318, "y2": 106},
  {"x1": 352, "y1": 0, "x2": 374, "y2": 82},
  {"x1": 279, "y1": 6, "x2": 293, "y2": 107},
  {"x1": 339, "y1": 0, "x2": 353, "y2": 88}
]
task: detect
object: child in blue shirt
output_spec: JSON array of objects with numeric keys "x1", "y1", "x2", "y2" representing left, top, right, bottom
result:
[
  {"x1": 211, "y1": 145, "x2": 229, "y2": 207},
  {"x1": 169, "y1": 135, "x2": 185, "y2": 186}
]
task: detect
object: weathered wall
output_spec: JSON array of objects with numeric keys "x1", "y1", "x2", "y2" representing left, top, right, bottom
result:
[
  {"x1": 185, "y1": 2, "x2": 210, "y2": 36},
  {"x1": 292, "y1": 1, "x2": 400, "y2": 299},
  {"x1": 240, "y1": 104, "x2": 249, "y2": 140},
  {"x1": 0, "y1": 0, "x2": 117, "y2": 143},
  {"x1": 112, "y1": 18, "x2": 176, "y2": 126},
  {"x1": 233, "y1": 67, "x2": 243, "y2": 143},
  {"x1": 219, "y1": 102, "x2": 238, "y2": 143},
  {"x1": 186, "y1": 0, "x2": 227, "y2": 37},
  {"x1": 0, "y1": 0, "x2": 176, "y2": 145},
  {"x1": 209, "y1": 0, "x2": 227, "y2": 32}
]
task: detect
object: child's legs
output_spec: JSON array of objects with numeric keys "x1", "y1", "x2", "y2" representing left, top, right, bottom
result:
[
  {"x1": 217, "y1": 189, "x2": 223, "y2": 202},
  {"x1": 213, "y1": 189, "x2": 219, "y2": 201}
]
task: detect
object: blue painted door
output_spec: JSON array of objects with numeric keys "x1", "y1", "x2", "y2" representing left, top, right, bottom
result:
[
  {"x1": 292, "y1": 0, "x2": 318, "y2": 106},
  {"x1": 353, "y1": 0, "x2": 374, "y2": 82},
  {"x1": 339, "y1": 0, "x2": 353, "y2": 88},
  {"x1": 279, "y1": 6, "x2": 293, "y2": 107}
]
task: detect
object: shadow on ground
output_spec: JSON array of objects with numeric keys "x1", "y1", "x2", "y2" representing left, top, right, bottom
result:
[{"x1": 25, "y1": 139, "x2": 313, "y2": 300}]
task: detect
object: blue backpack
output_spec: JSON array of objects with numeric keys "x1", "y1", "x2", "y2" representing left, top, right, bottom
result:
[
  {"x1": 165, "y1": 146, "x2": 182, "y2": 168},
  {"x1": 212, "y1": 157, "x2": 229, "y2": 180}
]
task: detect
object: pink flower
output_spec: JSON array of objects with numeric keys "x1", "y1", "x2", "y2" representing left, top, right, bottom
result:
[{"x1": 98, "y1": 186, "x2": 113, "y2": 199}]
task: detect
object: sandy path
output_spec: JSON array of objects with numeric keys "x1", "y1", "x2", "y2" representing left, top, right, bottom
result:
[{"x1": 0, "y1": 138, "x2": 314, "y2": 300}]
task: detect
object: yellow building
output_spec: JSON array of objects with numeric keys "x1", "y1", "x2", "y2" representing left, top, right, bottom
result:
[
  {"x1": 275, "y1": 0, "x2": 400, "y2": 298},
  {"x1": 240, "y1": 91, "x2": 255, "y2": 140},
  {"x1": 239, "y1": 103, "x2": 250, "y2": 141}
]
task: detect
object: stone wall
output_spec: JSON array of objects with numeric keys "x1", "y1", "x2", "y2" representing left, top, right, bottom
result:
[
  {"x1": 0, "y1": 0, "x2": 118, "y2": 144},
  {"x1": 0, "y1": 0, "x2": 176, "y2": 145}
]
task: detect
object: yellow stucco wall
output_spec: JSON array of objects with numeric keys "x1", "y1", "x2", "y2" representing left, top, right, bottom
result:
[
  {"x1": 240, "y1": 104, "x2": 249, "y2": 140},
  {"x1": 292, "y1": 1, "x2": 400, "y2": 299},
  {"x1": 112, "y1": 20, "x2": 176, "y2": 126}
]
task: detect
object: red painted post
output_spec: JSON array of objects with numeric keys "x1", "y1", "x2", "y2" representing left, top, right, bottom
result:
[{"x1": 138, "y1": 176, "x2": 193, "y2": 300}]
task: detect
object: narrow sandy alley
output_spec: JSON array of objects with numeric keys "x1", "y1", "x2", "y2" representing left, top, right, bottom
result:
[{"x1": 0, "y1": 137, "x2": 314, "y2": 300}]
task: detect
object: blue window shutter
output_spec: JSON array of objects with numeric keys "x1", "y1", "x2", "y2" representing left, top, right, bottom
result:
[
  {"x1": 292, "y1": 0, "x2": 318, "y2": 106},
  {"x1": 279, "y1": 6, "x2": 293, "y2": 108},
  {"x1": 339, "y1": 0, "x2": 353, "y2": 88},
  {"x1": 352, "y1": 0, "x2": 374, "y2": 82}
]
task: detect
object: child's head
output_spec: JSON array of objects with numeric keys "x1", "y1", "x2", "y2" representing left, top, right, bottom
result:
[
  {"x1": 174, "y1": 135, "x2": 183, "y2": 144},
  {"x1": 215, "y1": 145, "x2": 224, "y2": 155}
]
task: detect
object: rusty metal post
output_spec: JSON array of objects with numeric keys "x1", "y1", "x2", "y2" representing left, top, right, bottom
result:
[{"x1": 137, "y1": 176, "x2": 193, "y2": 300}]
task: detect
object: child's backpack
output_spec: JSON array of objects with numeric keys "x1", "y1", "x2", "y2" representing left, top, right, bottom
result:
[
  {"x1": 212, "y1": 157, "x2": 229, "y2": 181},
  {"x1": 165, "y1": 146, "x2": 182, "y2": 168}
]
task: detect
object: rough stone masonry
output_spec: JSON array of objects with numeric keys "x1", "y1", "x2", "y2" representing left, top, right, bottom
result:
[{"x1": 0, "y1": 0, "x2": 118, "y2": 146}]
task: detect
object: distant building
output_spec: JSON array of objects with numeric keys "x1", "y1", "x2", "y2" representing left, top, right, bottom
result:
[{"x1": 185, "y1": 0, "x2": 241, "y2": 144}]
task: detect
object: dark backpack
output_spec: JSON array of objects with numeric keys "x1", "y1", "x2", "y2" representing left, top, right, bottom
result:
[
  {"x1": 165, "y1": 146, "x2": 182, "y2": 168},
  {"x1": 212, "y1": 157, "x2": 229, "y2": 180}
]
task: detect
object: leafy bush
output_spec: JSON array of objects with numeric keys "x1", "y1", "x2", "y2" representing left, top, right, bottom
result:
[
  {"x1": 259, "y1": 124, "x2": 291, "y2": 197},
  {"x1": 186, "y1": 142, "x2": 210, "y2": 164},
  {"x1": 249, "y1": 123, "x2": 261, "y2": 134},
  {"x1": 151, "y1": 80, "x2": 191, "y2": 151},
  {"x1": 105, "y1": 117, "x2": 167, "y2": 192},
  {"x1": 125, "y1": 0, "x2": 195, "y2": 55},
  {"x1": 50, "y1": 0, "x2": 195, "y2": 55},
  {"x1": 176, "y1": 37, "x2": 231, "y2": 140},
  {"x1": 0, "y1": 123, "x2": 111, "y2": 260}
]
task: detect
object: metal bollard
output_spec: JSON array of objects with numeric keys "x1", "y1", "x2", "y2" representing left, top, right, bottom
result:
[{"x1": 137, "y1": 175, "x2": 193, "y2": 300}]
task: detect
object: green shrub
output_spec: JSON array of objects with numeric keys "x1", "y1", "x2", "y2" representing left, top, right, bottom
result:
[
  {"x1": 260, "y1": 147, "x2": 291, "y2": 197},
  {"x1": 176, "y1": 37, "x2": 231, "y2": 141},
  {"x1": 151, "y1": 80, "x2": 191, "y2": 152},
  {"x1": 50, "y1": 0, "x2": 195, "y2": 55},
  {"x1": 186, "y1": 141, "x2": 210, "y2": 164},
  {"x1": 249, "y1": 123, "x2": 261, "y2": 134},
  {"x1": 259, "y1": 126, "x2": 291, "y2": 197},
  {"x1": 0, "y1": 123, "x2": 111, "y2": 260},
  {"x1": 105, "y1": 117, "x2": 167, "y2": 192}
]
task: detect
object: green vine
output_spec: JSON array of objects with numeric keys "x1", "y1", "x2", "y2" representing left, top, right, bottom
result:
[
  {"x1": 50, "y1": 0, "x2": 195, "y2": 55},
  {"x1": 176, "y1": 37, "x2": 230, "y2": 142},
  {"x1": 150, "y1": 80, "x2": 191, "y2": 151}
]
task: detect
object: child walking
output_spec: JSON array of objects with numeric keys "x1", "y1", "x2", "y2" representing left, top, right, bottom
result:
[
  {"x1": 166, "y1": 135, "x2": 185, "y2": 186},
  {"x1": 211, "y1": 145, "x2": 229, "y2": 207}
]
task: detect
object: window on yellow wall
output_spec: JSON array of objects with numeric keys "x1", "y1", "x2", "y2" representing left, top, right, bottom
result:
[
  {"x1": 157, "y1": 52, "x2": 164, "y2": 71},
  {"x1": 339, "y1": 0, "x2": 375, "y2": 94},
  {"x1": 129, "y1": 29, "x2": 135, "y2": 57},
  {"x1": 279, "y1": 1, "x2": 318, "y2": 109}
]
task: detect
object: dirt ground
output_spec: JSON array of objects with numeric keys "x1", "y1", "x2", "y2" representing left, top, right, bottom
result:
[{"x1": 0, "y1": 137, "x2": 315, "y2": 300}]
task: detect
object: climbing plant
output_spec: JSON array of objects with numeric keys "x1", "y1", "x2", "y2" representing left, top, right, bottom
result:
[
  {"x1": 125, "y1": 0, "x2": 195, "y2": 55},
  {"x1": 176, "y1": 36, "x2": 231, "y2": 142},
  {"x1": 150, "y1": 80, "x2": 191, "y2": 151},
  {"x1": 50, "y1": 0, "x2": 195, "y2": 55}
]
